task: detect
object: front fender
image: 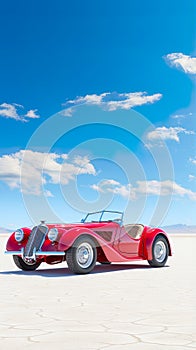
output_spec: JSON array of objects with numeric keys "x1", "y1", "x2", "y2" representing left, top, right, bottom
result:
[
  {"x1": 6, "y1": 228, "x2": 31, "y2": 251},
  {"x1": 58, "y1": 227, "x2": 132, "y2": 262},
  {"x1": 58, "y1": 227, "x2": 98, "y2": 251}
]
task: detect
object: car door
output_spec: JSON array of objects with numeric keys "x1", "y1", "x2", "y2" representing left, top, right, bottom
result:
[{"x1": 117, "y1": 226, "x2": 141, "y2": 256}]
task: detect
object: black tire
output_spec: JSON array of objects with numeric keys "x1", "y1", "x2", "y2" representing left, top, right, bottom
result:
[
  {"x1": 148, "y1": 236, "x2": 169, "y2": 267},
  {"x1": 13, "y1": 255, "x2": 41, "y2": 271},
  {"x1": 66, "y1": 235, "x2": 97, "y2": 274}
]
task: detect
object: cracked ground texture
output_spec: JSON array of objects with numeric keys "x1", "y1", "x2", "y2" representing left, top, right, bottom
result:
[{"x1": 0, "y1": 235, "x2": 196, "y2": 349}]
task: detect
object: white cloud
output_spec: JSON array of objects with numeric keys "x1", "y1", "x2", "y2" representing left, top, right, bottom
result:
[
  {"x1": 44, "y1": 190, "x2": 54, "y2": 197},
  {"x1": 172, "y1": 112, "x2": 193, "y2": 119},
  {"x1": 101, "y1": 179, "x2": 121, "y2": 186},
  {"x1": 0, "y1": 103, "x2": 40, "y2": 121},
  {"x1": 146, "y1": 126, "x2": 194, "y2": 143},
  {"x1": 136, "y1": 180, "x2": 196, "y2": 200},
  {"x1": 91, "y1": 184, "x2": 104, "y2": 192},
  {"x1": 62, "y1": 91, "x2": 162, "y2": 115},
  {"x1": 189, "y1": 175, "x2": 195, "y2": 181},
  {"x1": 91, "y1": 179, "x2": 196, "y2": 201},
  {"x1": 0, "y1": 150, "x2": 96, "y2": 196},
  {"x1": 109, "y1": 184, "x2": 134, "y2": 198},
  {"x1": 90, "y1": 180, "x2": 135, "y2": 199},
  {"x1": 189, "y1": 157, "x2": 196, "y2": 165},
  {"x1": 0, "y1": 103, "x2": 21, "y2": 120},
  {"x1": 25, "y1": 109, "x2": 40, "y2": 119},
  {"x1": 165, "y1": 53, "x2": 196, "y2": 74},
  {"x1": 60, "y1": 108, "x2": 74, "y2": 117}
]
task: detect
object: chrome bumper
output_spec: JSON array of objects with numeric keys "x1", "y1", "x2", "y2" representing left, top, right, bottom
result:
[{"x1": 5, "y1": 248, "x2": 65, "y2": 258}]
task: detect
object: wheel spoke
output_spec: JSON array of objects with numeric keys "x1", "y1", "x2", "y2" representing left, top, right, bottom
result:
[
  {"x1": 154, "y1": 240, "x2": 167, "y2": 263},
  {"x1": 76, "y1": 242, "x2": 94, "y2": 268}
]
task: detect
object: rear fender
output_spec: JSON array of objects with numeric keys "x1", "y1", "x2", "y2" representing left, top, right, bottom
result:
[{"x1": 140, "y1": 229, "x2": 172, "y2": 260}]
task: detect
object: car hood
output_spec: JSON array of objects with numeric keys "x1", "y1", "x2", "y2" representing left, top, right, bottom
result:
[{"x1": 46, "y1": 221, "x2": 119, "y2": 230}]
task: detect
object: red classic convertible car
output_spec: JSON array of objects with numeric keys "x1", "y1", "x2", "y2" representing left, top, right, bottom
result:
[{"x1": 5, "y1": 210, "x2": 172, "y2": 274}]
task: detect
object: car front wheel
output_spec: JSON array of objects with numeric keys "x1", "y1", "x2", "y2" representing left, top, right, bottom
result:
[
  {"x1": 148, "y1": 236, "x2": 169, "y2": 267},
  {"x1": 66, "y1": 236, "x2": 97, "y2": 274},
  {"x1": 13, "y1": 255, "x2": 41, "y2": 271}
]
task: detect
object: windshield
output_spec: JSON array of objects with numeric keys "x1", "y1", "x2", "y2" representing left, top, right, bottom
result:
[{"x1": 82, "y1": 211, "x2": 123, "y2": 225}]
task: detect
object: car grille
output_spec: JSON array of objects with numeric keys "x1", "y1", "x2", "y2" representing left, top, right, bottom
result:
[{"x1": 24, "y1": 225, "x2": 48, "y2": 258}]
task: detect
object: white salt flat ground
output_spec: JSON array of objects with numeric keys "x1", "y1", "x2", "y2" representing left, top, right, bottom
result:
[{"x1": 0, "y1": 234, "x2": 196, "y2": 350}]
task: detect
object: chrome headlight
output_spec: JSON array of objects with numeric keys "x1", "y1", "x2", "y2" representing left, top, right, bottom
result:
[
  {"x1": 14, "y1": 229, "x2": 24, "y2": 242},
  {"x1": 48, "y1": 228, "x2": 58, "y2": 242}
]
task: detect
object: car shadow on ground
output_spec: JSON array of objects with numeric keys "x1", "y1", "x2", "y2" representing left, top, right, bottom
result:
[{"x1": 0, "y1": 262, "x2": 165, "y2": 278}]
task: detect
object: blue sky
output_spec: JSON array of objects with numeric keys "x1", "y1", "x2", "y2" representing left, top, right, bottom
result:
[{"x1": 0, "y1": 0, "x2": 195, "y2": 228}]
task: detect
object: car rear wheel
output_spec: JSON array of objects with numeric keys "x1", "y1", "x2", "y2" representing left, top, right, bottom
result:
[
  {"x1": 66, "y1": 236, "x2": 97, "y2": 274},
  {"x1": 148, "y1": 236, "x2": 169, "y2": 267},
  {"x1": 13, "y1": 255, "x2": 41, "y2": 271}
]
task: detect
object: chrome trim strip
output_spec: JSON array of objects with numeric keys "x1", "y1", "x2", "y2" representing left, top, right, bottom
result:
[
  {"x1": 21, "y1": 247, "x2": 24, "y2": 259},
  {"x1": 5, "y1": 250, "x2": 65, "y2": 256},
  {"x1": 5, "y1": 251, "x2": 23, "y2": 255}
]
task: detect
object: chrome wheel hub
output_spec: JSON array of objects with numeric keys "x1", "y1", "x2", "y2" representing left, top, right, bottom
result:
[
  {"x1": 76, "y1": 242, "x2": 94, "y2": 268},
  {"x1": 154, "y1": 240, "x2": 167, "y2": 263}
]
